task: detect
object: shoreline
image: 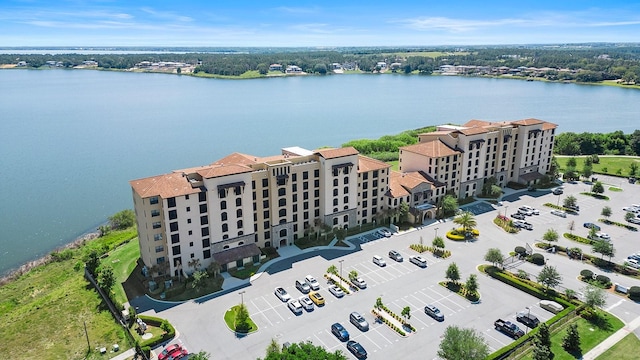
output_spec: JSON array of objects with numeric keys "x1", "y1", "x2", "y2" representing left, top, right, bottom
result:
[{"x1": 0, "y1": 230, "x2": 100, "y2": 286}]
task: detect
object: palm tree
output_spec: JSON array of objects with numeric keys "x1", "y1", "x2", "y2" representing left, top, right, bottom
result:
[
  {"x1": 453, "y1": 211, "x2": 477, "y2": 237},
  {"x1": 327, "y1": 265, "x2": 338, "y2": 275}
]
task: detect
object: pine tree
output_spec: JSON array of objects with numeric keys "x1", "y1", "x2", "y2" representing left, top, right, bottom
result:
[{"x1": 562, "y1": 322, "x2": 581, "y2": 354}]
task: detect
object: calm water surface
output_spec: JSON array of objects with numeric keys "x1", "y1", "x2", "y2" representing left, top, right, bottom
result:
[{"x1": 0, "y1": 70, "x2": 638, "y2": 275}]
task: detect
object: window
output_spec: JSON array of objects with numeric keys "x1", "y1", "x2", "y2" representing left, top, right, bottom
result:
[
  {"x1": 264, "y1": 231, "x2": 271, "y2": 239},
  {"x1": 221, "y1": 212, "x2": 227, "y2": 221},
  {"x1": 344, "y1": 186, "x2": 349, "y2": 194},
  {"x1": 333, "y1": 218, "x2": 338, "y2": 225},
  {"x1": 278, "y1": 198, "x2": 286, "y2": 207},
  {"x1": 236, "y1": 198, "x2": 242, "y2": 207},
  {"x1": 186, "y1": 206, "x2": 190, "y2": 212},
  {"x1": 303, "y1": 171, "x2": 309, "y2": 180},
  {"x1": 264, "y1": 221, "x2": 270, "y2": 229},
  {"x1": 343, "y1": 215, "x2": 349, "y2": 222},
  {"x1": 333, "y1": 189, "x2": 338, "y2": 196},
  {"x1": 151, "y1": 209, "x2": 160, "y2": 217},
  {"x1": 218, "y1": 189, "x2": 226, "y2": 198},
  {"x1": 303, "y1": 192, "x2": 309, "y2": 200},
  {"x1": 236, "y1": 209, "x2": 242, "y2": 217},
  {"x1": 333, "y1": 198, "x2": 339, "y2": 206},
  {"x1": 278, "y1": 188, "x2": 286, "y2": 196},
  {"x1": 169, "y1": 222, "x2": 178, "y2": 232},
  {"x1": 373, "y1": 170, "x2": 378, "y2": 178},
  {"x1": 202, "y1": 238, "x2": 210, "y2": 248},
  {"x1": 203, "y1": 249, "x2": 211, "y2": 259},
  {"x1": 343, "y1": 196, "x2": 349, "y2": 204},
  {"x1": 168, "y1": 210, "x2": 177, "y2": 220},
  {"x1": 263, "y1": 200, "x2": 269, "y2": 208},
  {"x1": 292, "y1": 184, "x2": 297, "y2": 192},
  {"x1": 262, "y1": 178, "x2": 268, "y2": 187},
  {"x1": 314, "y1": 199, "x2": 319, "y2": 207},
  {"x1": 314, "y1": 169, "x2": 319, "y2": 177},
  {"x1": 263, "y1": 210, "x2": 269, "y2": 218},
  {"x1": 155, "y1": 246, "x2": 164, "y2": 253},
  {"x1": 262, "y1": 189, "x2": 268, "y2": 198},
  {"x1": 237, "y1": 220, "x2": 243, "y2": 228},
  {"x1": 314, "y1": 179, "x2": 319, "y2": 187},
  {"x1": 292, "y1": 173, "x2": 297, "y2": 182},
  {"x1": 314, "y1": 189, "x2": 319, "y2": 197},
  {"x1": 222, "y1": 224, "x2": 228, "y2": 232},
  {"x1": 303, "y1": 182, "x2": 309, "y2": 190},
  {"x1": 198, "y1": 192, "x2": 206, "y2": 202},
  {"x1": 154, "y1": 233, "x2": 163, "y2": 241},
  {"x1": 201, "y1": 227, "x2": 209, "y2": 236},
  {"x1": 150, "y1": 196, "x2": 159, "y2": 205},
  {"x1": 303, "y1": 202, "x2": 309, "y2": 210},
  {"x1": 234, "y1": 186, "x2": 241, "y2": 195},
  {"x1": 200, "y1": 215, "x2": 208, "y2": 225},
  {"x1": 279, "y1": 209, "x2": 286, "y2": 217},
  {"x1": 172, "y1": 245, "x2": 181, "y2": 256},
  {"x1": 280, "y1": 229, "x2": 287, "y2": 237},
  {"x1": 315, "y1": 209, "x2": 320, "y2": 217},
  {"x1": 333, "y1": 179, "x2": 338, "y2": 186},
  {"x1": 199, "y1": 204, "x2": 207, "y2": 213},
  {"x1": 220, "y1": 201, "x2": 227, "y2": 210}
]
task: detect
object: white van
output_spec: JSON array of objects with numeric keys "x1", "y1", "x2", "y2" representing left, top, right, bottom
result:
[
  {"x1": 626, "y1": 258, "x2": 640, "y2": 269},
  {"x1": 372, "y1": 255, "x2": 386, "y2": 267},
  {"x1": 409, "y1": 255, "x2": 428, "y2": 268}
]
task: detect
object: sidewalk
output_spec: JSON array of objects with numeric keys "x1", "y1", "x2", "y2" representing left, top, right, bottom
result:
[
  {"x1": 581, "y1": 316, "x2": 640, "y2": 359},
  {"x1": 109, "y1": 347, "x2": 136, "y2": 360}
]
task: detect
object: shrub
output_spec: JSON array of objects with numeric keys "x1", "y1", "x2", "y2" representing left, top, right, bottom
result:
[
  {"x1": 515, "y1": 246, "x2": 527, "y2": 256},
  {"x1": 529, "y1": 253, "x2": 545, "y2": 265},
  {"x1": 595, "y1": 275, "x2": 612, "y2": 288},
  {"x1": 580, "y1": 269, "x2": 593, "y2": 279},
  {"x1": 629, "y1": 286, "x2": 640, "y2": 301},
  {"x1": 446, "y1": 230, "x2": 465, "y2": 241}
]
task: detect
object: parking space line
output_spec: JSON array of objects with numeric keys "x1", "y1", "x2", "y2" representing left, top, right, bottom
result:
[
  {"x1": 424, "y1": 286, "x2": 467, "y2": 311},
  {"x1": 313, "y1": 332, "x2": 329, "y2": 349},
  {"x1": 359, "y1": 331, "x2": 384, "y2": 350},
  {"x1": 483, "y1": 329, "x2": 509, "y2": 347},
  {"x1": 394, "y1": 297, "x2": 430, "y2": 329},
  {"x1": 261, "y1": 295, "x2": 287, "y2": 323},
  {"x1": 249, "y1": 299, "x2": 274, "y2": 327}
]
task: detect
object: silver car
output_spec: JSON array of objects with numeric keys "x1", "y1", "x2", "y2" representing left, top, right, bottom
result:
[{"x1": 551, "y1": 210, "x2": 567, "y2": 218}]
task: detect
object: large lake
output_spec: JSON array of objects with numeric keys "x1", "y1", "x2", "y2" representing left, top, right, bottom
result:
[{"x1": 1, "y1": 70, "x2": 638, "y2": 275}]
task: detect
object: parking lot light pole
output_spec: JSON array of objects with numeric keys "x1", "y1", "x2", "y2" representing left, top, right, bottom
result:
[
  {"x1": 525, "y1": 307, "x2": 530, "y2": 334},
  {"x1": 505, "y1": 206, "x2": 509, "y2": 217},
  {"x1": 239, "y1": 290, "x2": 246, "y2": 306},
  {"x1": 435, "y1": 227, "x2": 439, "y2": 239},
  {"x1": 339, "y1": 260, "x2": 344, "y2": 287}
]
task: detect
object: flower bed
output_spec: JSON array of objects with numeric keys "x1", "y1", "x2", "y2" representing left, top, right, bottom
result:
[
  {"x1": 494, "y1": 215, "x2": 519, "y2": 233},
  {"x1": 409, "y1": 244, "x2": 451, "y2": 258},
  {"x1": 324, "y1": 273, "x2": 354, "y2": 294},
  {"x1": 438, "y1": 281, "x2": 480, "y2": 302},
  {"x1": 446, "y1": 228, "x2": 480, "y2": 241}
]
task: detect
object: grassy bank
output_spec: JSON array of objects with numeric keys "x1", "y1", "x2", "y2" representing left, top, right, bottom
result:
[
  {"x1": 596, "y1": 333, "x2": 640, "y2": 360},
  {"x1": 0, "y1": 228, "x2": 137, "y2": 359},
  {"x1": 555, "y1": 155, "x2": 640, "y2": 178}
]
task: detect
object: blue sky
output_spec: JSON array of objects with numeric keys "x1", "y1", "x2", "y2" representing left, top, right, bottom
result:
[{"x1": 1, "y1": 0, "x2": 639, "y2": 47}]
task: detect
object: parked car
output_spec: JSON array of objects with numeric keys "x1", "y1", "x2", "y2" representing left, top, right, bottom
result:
[
  {"x1": 623, "y1": 206, "x2": 640, "y2": 213},
  {"x1": 424, "y1": 304, "x2": 444, "y2": 321},
  {"x1": 388, "y1": 250, "x2": 403, "y2": 262},
  {"x1": 583, "y1": 222, "x2": 601, "y2": 231},
  {"x1": 518, "y1": 208, "x2": 533, "y2": 216},
  {"x1": 287, "y1": 299, "x2": 303, "y2": 315},
  {"x1": 519, "y1": 205, "x2": 540, "y2": 215},
  {"x1": 309, "y1": 292, "x2": 325, "y2": 306},
  {"x1": 329, "y1": 285, "x2": 345, "y2": 298},
  {"x1": 274, "y1": 287, "x2": 291, "y2": 302},
  {"x1": 158, "y1": 344, "x2": 188, "y2": 360},
  {"x1": 552, "y1": 188, "x2": 564, "y2": 195},
  {"x1": 625, "y1": 258, "x2": 640, "y2": 269},
  {"x1": 372, "y1": 255, "x2": 386, "y2": 267},
  {"x1": 539, "y1": 300, "x2": 564, "y2": 314},
  {"x1": 409, "y1": 255, "x2": 428, "y2": 268},
  {"x1": 351, "y1": 277, "x2": 367, "y2": 289},
  {"x1": 299, "y1": 296, "x2": 314, "y2": 311},
  {"x1": 377, "y1": 228, "x2": 392, "y2": 237},
  {"x1": 511, "y1": 213, "x2": 526, "y2": 220},
  {"x1": 494, "y1": 319, "x2": 525, "y2": 339},
  {"x1": 628, "y1": 218, "x2": 640, "y2": 225},
  {"x1": 516, "y1": 311, "x2": 540, "y2": 328},
  {"x1": 514, "y1": 220, "x2": 533, "y2": 230},
  {"x1": 331, "y1": 323, "x2": 350, "y2": 342},
  {"x1": 596, "y1": 232, "x2": 610, "y2": 240},
  {"x1": 346, "y1": 340, "x2": 367, "y2": 359},
  {"x1": 350, "y1": 312, "x2": 369, "y2": 331},
  {"x1": 304, "y1": 275, "x2": 320, "y2": 290},
  {"x1": 551, "y1": 210, "x2": 567, "y2": 218},
  {"x1": 295, "y1": 280, "x2": 311, "y2": 294},
  {"x1": 628, "y1": 253, "x2": 640, "y2": 261},
  {"x1": 565, "y1": 205, "x2": 580, "y2": 212}
]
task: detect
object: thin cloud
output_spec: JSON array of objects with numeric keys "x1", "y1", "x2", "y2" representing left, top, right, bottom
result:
[
  {"x1": 398, "y1": 17, "x2": 533, "y2": 32},
  {"x1": 273, "y1": 6, "x2": 319, "y2": 15},
  {"x1": 139, "y1": 7, "x2": 193, "y2": 22}
]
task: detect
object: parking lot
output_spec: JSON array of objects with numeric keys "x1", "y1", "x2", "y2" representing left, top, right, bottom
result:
[{"x1": 150, "y1": 174, "x2": 640, "y2": 359}]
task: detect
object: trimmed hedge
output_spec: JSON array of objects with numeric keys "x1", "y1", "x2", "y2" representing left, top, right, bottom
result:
[
  {"x1": 595, "y1": 275, "x2": 612, "y2": 288},
  {"x1": 138, "y1": 315, "x2": 176, "y2": 348},
  {"x1": 629, "y1": 286, "x2": 640, "y2": 301},
  {"x1": 580, "y1": 269, "x2": 593, "y2": 278},
  {"x1": 515, "y1": 246, "x2": 527, "y2": 256},
  {"x1": 529, "y1": 253, "x2": 545, "y2": 265}
]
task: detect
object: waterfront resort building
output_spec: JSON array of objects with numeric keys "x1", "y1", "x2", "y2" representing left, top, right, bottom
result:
[{"x1": 130, "y1": 118, "x2": 556, "y2": 277}]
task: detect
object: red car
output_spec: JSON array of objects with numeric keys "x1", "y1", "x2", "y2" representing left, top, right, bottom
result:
[{"x1": 158, "y1": 344, "x2": 188, "y2": 360}]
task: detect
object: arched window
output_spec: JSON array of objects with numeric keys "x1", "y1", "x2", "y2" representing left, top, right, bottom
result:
[
  {"x1": 238, "y1": 241, "x2": 244, "y2": 246},
  {"x1": 236, "y1": 209, "x2": 242, "y2": 217},
  {"x1": 222, "y1": 223, "x2": 228, "y2": 232},
  {"x1": 220, "y1": 200, "x2": 227, "y2": 210},
  {"x1": 223, "y1": 245, "x2": 229, "y2": 249},
  {"x1": 236, "y1": 198, "x2": 242, "y2": 207},
  {"x1": 223, "y1": 234, "x2": 229, "y2": 240},
  {"x1": 278, "y1": 188, "x2": 286, "y2": 196},
  {"x1": 237, "y1": 220, "x2": 243, "y2": 228},
  {"x1": 343, "y1": 215, "x2": 349, "y2": 222},
  {"x1": 344, "y1": 186, "x2": 349, "y2": 194},
  {"x1": 221, "y1": 212, "x2": 227, "y2": 221},
  {"x1": 333, "y1": 179, "x2": 338, "y2": 186},
  {"x1": 344, "y1": 177, "x2": 349, "y2": 184},
  {"x1": 279, "y1": 198, "x2": 286, "y2": 207},
  {"x1": 279, "y1": 209, "x2": 286, "y2": 217}
]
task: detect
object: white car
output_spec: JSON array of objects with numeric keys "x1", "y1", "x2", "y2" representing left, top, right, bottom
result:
[
  {"x1": 517, "y1": 208, "x2": 533, "y2": 216},
  {"x1": 287, "y1": 299, "x2": 303, "y2": 314},
  {"x1": 351, "y1": 277, "x2": 367, "y2": 289},
  {"x1": 275, "y1": 287, "x2": 291, "y2": 302},
  {"x1": 377, "y1": 228, "x2": 392, "y2": 237},
  {"x1": 629, "y1": 218, "x2": 640, "y2": 225},
  {"x1": 304, "y1": 275, "x2": 320, "y2": 290},
  {"x1": 409, "y1": 255, "x2": 428, "y2": 268},
  {"x1": 551, "y1": 210, "x2": 567, "y2": 218},
  {"x1": 519, "y1": 205, "x2": 539, "y2": 215},
  {"x1": 623, "y1": 207, "x2": 640, "y2": 213},
  {"x1": 299, "y1": 296, "x2": 314, "y2": 311},
  {"x1": 373, "y1": 255, "x2": 386, "y2": 267},
  {"x1": 595, "y1": 232, "x2": 610, "y2": 240},
  {"x1": 328, "y1": 285, "x2": 345, "y2": 298},
  {"x1": 539, "y1": 300, "x2": 564, "y2": 314}
]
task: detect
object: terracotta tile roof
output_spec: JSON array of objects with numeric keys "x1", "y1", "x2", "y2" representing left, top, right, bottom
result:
[
  {"x1": 212, "y1": 244, "x2": 262, "y2": 265},
  {"x1": 256, "y1": 154, "x2": 287, "y2": 163},
  {"x1": 458, "y1": 127, "x2": 489, "y2": 136},
  {"x1": 542, "y1": 122, "x2": 558, "y2": 130},
  {"x1": 358, "y1": 155, "x2": 391, "y2": 173},
  {"x1": 315, "y1": 147, "x2": 359, "y2": 159},
  {"x1": 510, "y1": 118, "x2": 545, "y2": 126},
  {"x1": 418, "y1": 130, "x2": 454, "y2": 136},
  {"x1": 388, "y1": 171, "x2": 410, "y2": 198},
  {"x1": 130, "y1": 173, "x2": 201, "y2": 199},
  {"x1": 388, "y1": 171, "x2": 439, "y2": 198},
  {"x1": 462, "y1": 119, "x2": 511, "y2": 128},
  {"x1": 212, "y1": 153, "x2": 257, "y2": 166},
  {"x1": 197, "y1": 164, "x2": 253, "y2": 179},
  {"x1": 400, "y1": 140, "x2": 460, "y2": 158}
]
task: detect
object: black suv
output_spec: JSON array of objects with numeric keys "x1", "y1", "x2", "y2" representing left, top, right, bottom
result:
[{"x1": 516, "y1": 311, "x2": 540, "y2": 328}]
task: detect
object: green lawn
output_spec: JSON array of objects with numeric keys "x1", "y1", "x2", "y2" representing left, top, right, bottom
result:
[
  {"x1": 596, "y1": 333, "x2": 640, "y2": 360},
  {"x1": 108, "y1": 238, "x2": 141, "y2": 305},
  {"x1": 224, "y1": 305, "x2": 258, "y2": 333},
  {"x1": 520, "y1": 314, "x2": 624, "y2": 360},
  {"x1": 0, "y1": 229, "x2": 136, "y2": 359},
  {"x1": 555, "y1": 155, "x2": 640, "y2": 178}
]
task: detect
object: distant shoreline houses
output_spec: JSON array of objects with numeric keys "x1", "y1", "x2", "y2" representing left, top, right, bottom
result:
[{"x1": 129, "y1": 118, "x2": 556, "y2": 279}]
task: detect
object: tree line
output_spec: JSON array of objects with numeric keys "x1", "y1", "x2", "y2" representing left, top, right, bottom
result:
[
  {"x1": 3, "y1": 44, "x2": 640, "y2": 81},
  {"x1": 554, "y1": 130, "x2": 640, "y2": 156}
]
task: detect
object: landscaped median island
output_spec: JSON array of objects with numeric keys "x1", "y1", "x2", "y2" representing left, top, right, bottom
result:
[
  {"x1": 371, "y1": 297, "x2": 416, "y2": 337},
  {"x1": 224, "y1": 303, "x2": 258, "y2": 335},
  {"x1": 479, "y1": 264, "x2": 625, "y2": 360},
  {"x1": 438, "y1": 262, "x2": 480, "y2": 302},
  {"x1": 409, "y1": 235, "x2": 451, "y2": 258}
]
